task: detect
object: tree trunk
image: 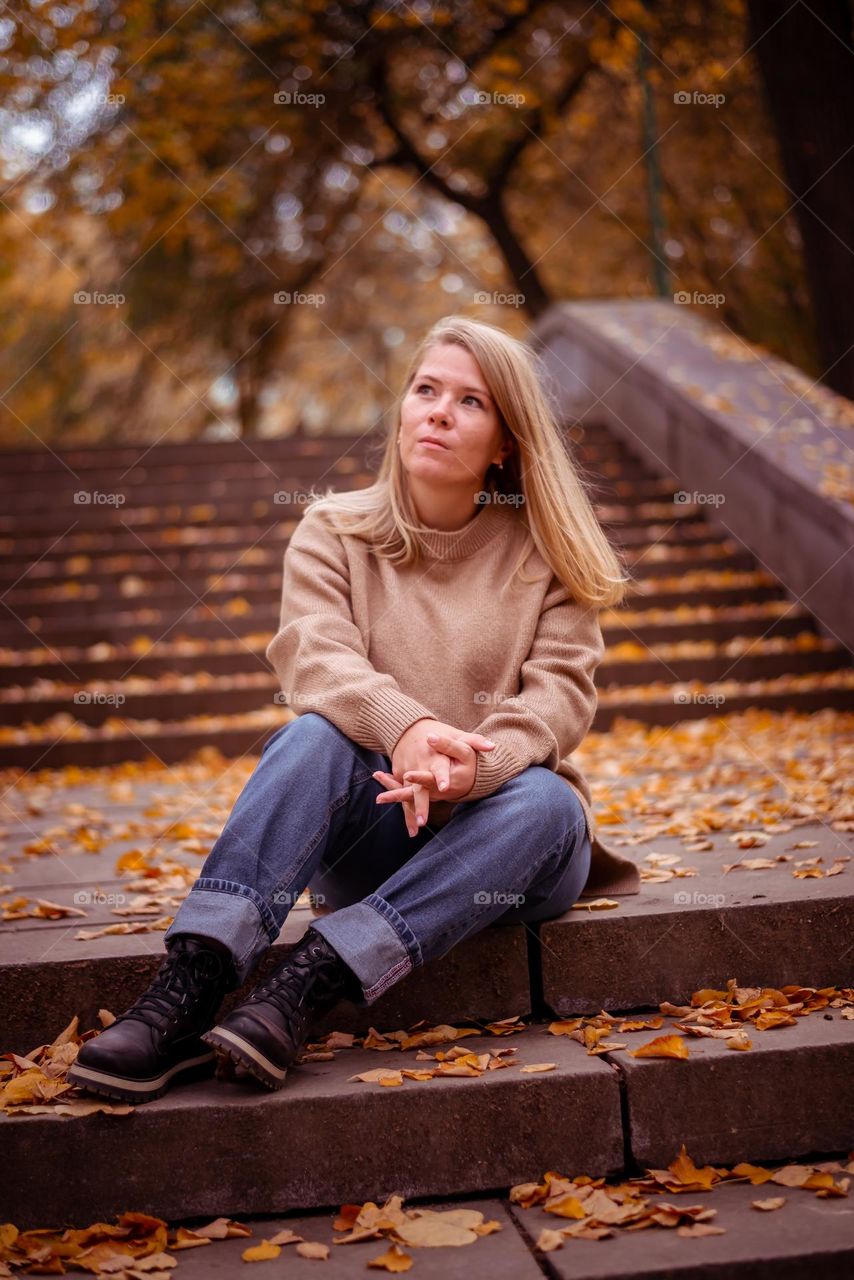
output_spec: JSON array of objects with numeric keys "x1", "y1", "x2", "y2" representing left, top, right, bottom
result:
[
  {"x1": 746, "y1": 0, "x2": 854, "y2": 397},
  {"x1": 478, "y1": 197, "x2": 552, "y2": 318}
]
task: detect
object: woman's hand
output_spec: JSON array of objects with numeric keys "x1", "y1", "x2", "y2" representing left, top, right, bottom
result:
[{"x1": 373, "y1": 720, "x2": 496, "y2": 837}]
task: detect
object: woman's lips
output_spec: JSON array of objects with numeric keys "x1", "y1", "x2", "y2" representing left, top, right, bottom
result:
[{"x1": 419, "y1": 438, "x2": 448, "y2": 449}]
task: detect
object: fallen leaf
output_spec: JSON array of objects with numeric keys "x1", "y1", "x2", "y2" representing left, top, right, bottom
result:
[
  {"x1": 368, "y1": 1243, "x2": 413, "y2": 1271},
  {"x1": 570, "y1": 897, "x2": 620, "y2": 911},
  {"x1": 295, "y1": 1241, "x2": 329, "y2": 1259},
  {"x1": 242, "y1": 1240, "x2": 281, "y2": 1262},
  {"x1": 630, "y1": 1035, "x2": 689, "y2": 1059},
  {"x1": 392, "y1": 1217, "x2": 478, "y2": 1247},
  {"x1": 267, "y1": 1228, "x2": 304, "y2": 1246},
  {"x1": 349, "y1": 1068, "x2": 404, "y2": 1086}
]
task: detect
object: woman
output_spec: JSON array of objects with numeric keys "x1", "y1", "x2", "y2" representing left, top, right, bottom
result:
[{"x1": 68, "y1": 315, "x2": 640, "y2": 1105}]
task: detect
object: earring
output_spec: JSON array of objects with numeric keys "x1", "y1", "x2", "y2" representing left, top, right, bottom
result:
[{"x1": 498, "y1": 460, "x2": 504, "y2": 470}]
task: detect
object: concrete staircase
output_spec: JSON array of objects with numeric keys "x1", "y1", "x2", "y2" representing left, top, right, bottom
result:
[{"x1": 1, "y1": 424, "x2": 852, "y2": 1273}]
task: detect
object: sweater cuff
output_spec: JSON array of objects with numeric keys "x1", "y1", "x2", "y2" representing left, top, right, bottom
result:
[
  {"x1": 355, "y1": 689, "x2": 438, "y2": 757},
  {"x1": 460, "y1": 740, "x2": 523, "y2": 801}
]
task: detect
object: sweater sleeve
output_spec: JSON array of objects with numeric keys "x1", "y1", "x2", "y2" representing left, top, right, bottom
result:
[
  {"x1": 265, "y1": 508, "x2": 438, "y2": 756},
  {"x1": 461, "y1": 577, "x2": 604, "y2": 801}
]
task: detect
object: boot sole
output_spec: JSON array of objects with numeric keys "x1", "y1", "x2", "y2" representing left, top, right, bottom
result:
[
  {"x1": 66, "y1": 1050, "x2": 215, "y2": 1104},
  {"x1": 201, "y1": 1025, "x2": 289, "y2": 1090}
]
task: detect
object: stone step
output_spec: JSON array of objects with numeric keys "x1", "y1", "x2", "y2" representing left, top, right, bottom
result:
[
  {"x1": 0, "y1": 612, "x2": 819, "y2": 688},
  {"x1": 3, "y1": 779, "x2": 850, "y2": 1055},
  {"x1": 1, "y1": 647, "x2": 850, "y2": 730},
  {"x1": 3, "y1": 671, "x2": 853, "y2": 767},
  {"x1": 0, "y1": 494, "x2": 701, "y2": 539},
  {"x1": 0, "y1": 575, "x2": 788, "y2": 648},
  {"x1": 614, "y1": 1010, "x2": 854, "y2": 1170},
  {"x1": 4, "y1": 1157, "x2": 854, "y2": 1277},
  {"x1": 1, "y1": 550, "x2": 768, "y2": 619},
  {"x1": 0, "y1": 535, "x2": 742, "y2": 597},
  {"x1": 0, "y1": 434, "x2": 381, "y2": 478},
  {"x1": 0, "y1": 1024, "x2": 625, "y2": 1227},
  {"x1": 0, "y1": 514, "x2": 723, "y2": 564},
  {"x1": 0, "y1": 463, "x2": 670, "y2": 518},
  {"x1": 4, "y1": 550, "x2": 763, "y2": 619},
  {"x1": 0, "y1": 600, "x2": 811, "y2": 666},
  {"x1": 509, "y1": 1174, "x2": 854, "y2": 1279},
  {"x1": 537, "y1": 821, "x2": 854, "y2": 1015},
  {"x1": 594, "y1": 669, "x2": 854, "y2": 727},
  {"x1": 0, "y1": 429, "x2": 628, "y2": 482},
  {"x1": 0, "y1": 906, "x2": 531, "y2": 1059},
  {"x1": 4, "y1": 626, "x2": 842, "y2": 697},
  {"x1": 599, "y1": 646, "x2": 847, "y2": 686},
  {"x1": 2, "y1": 1006, "x2": 851, "y2": 1233}
]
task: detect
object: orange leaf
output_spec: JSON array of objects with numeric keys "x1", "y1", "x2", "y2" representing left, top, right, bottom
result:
[{"x1": 630, "y1": 1035, "x2": 689, "y2": 1059}]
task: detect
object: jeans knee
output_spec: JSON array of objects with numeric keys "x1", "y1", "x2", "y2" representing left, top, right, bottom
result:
[
  {"x1": 266, "y1": 712, "x2": 350, "y2": 753},
  {"x1": 506, "y1": 766, "x2": 586, "y2": 848}
]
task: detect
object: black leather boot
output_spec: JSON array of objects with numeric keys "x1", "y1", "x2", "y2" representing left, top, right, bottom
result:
[
  {"x1": 67, "y1": 934, "x2": 239, "y2": 1103},
  {"x1": 202, "y1": 927, "x2": 361, "y2": 1089}
]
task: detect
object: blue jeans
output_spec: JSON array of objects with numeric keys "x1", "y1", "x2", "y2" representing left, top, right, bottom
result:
[{"x1": 163, "y1": 713, "x2": 592, "y2": 1005}]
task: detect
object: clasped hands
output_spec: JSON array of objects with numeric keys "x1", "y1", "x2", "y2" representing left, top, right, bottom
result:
[{"x1": 372, "y1": 718, "x2": 496, "y2": 838}]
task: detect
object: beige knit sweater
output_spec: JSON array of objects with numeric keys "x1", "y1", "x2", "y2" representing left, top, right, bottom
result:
[{"x1": 266, "y1": 501, "x2": 641, "y2": 898}]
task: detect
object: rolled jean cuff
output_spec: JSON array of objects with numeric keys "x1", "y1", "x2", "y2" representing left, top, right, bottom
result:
[
  {"x1": 311, "y1": 893, "x2": 421, "y2": 1005},
  {"x1": 163, "y1": 878, "x2": 277, "y2": 986}
]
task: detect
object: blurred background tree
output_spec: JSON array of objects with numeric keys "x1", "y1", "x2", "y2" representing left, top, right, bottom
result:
[{"x1": 0, "y1": 0, "x2": 846, "y2": 446}]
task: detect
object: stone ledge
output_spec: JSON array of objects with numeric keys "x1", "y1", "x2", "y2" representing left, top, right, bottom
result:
[
  {"x1": 538, "y1": 823, "x2": 854, "y2": 1015},
  {"x1": 509, "y1": 1174, "x2": 854, "y2": 1279},
  {"x1": 0, "y1": 1028, "x2": 623, "y2": 1227},
  {"x1": 0, "y1": 910, "x2": 532, "y2": 1055},
  {"x1": 610, "y1": 1010, "x2": 854, "y2": 1168},
  {"x1": 533, "y1": 299, "x2": 854, "y2": 652}
]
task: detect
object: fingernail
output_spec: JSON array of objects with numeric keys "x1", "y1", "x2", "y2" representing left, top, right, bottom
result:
[
  {"x1": 438, "y1": 781, "x2": 447, "y2": 791},
  {"x1": 484, "y1": 740, "x2": 496, "y2": 747},
  {"x1": 417, "y1": 815, "x2": 425, "y2": 826},
  {"x1": 426, "y1": 734, "x2": 438, "y2": 741}
]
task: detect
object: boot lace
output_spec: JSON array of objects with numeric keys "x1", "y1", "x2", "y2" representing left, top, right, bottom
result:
[
  {"x1": 245, "y1": 936, "x2": 348, "y2": 1024},
  {"x1": 117, "y1": 944, "x2": 226, "y2": 1032}
]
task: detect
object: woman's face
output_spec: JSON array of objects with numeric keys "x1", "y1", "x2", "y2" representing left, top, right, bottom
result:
[{"x1": 398, "y1": 342, "x2": 511, "y2": 492}]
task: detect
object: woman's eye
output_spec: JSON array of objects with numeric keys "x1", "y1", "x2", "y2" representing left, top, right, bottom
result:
[{"x1": 414, "y1": 383, "x2": 482, "y2": 408}]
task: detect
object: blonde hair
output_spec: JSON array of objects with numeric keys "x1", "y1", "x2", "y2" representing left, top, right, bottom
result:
[{"x1": 302, "y1": 315, "x2": 630, "y2": 609}]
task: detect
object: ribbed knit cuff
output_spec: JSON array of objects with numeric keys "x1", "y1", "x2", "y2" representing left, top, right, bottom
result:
[
  {"x1": 354, "y1": 688, "x2": 438, "y2": 757},
  {"x1": 459, "y1": 740, "x2": 523, "y2": 801}
]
